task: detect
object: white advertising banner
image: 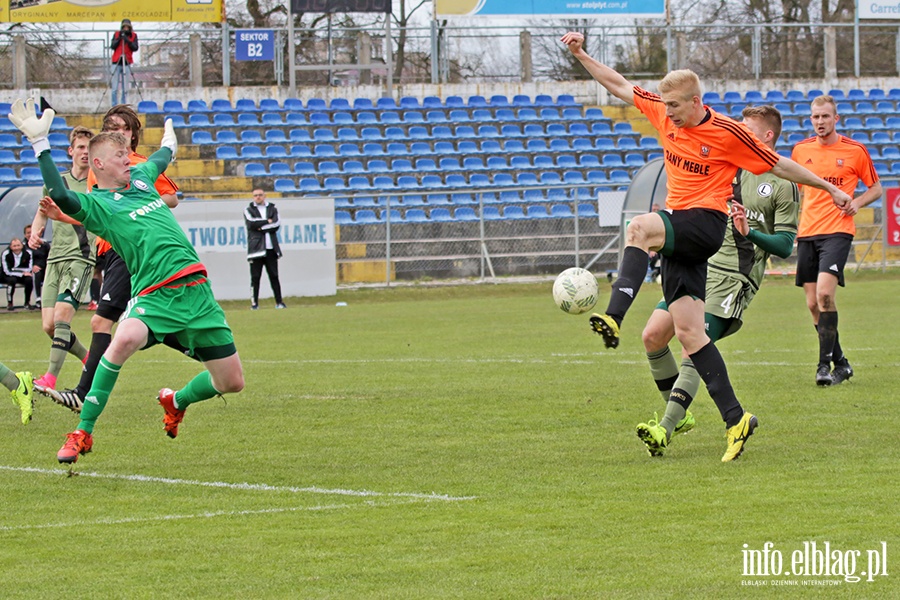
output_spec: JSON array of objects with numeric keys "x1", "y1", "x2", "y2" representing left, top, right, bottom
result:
[
  {"x1": 859, "y1": 1, "x2": 900, "y2": 19},
  {"x1": 174, "y1": 197, "x2": 336, "y2": 301}
]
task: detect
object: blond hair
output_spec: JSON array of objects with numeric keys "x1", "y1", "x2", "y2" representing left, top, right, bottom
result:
[
  {"x1": 811, "y1": 95, "x2": 837, "y2": 114},
  {"x1": 658, "y1": 69, "x2": 702, "y2": 101},
  {"x1": 88, "y1": 131, "x2": 128, "y2": 161}
]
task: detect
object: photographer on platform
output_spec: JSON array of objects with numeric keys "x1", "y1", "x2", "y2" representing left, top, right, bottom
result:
[{"x1": 110, "y1": 18, "x2": 138, "y2": 106}]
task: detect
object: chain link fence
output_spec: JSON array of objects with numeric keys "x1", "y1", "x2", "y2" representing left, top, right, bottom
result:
[{"x1": 334, "y1": 186, "x2": 626, "y2": 284}]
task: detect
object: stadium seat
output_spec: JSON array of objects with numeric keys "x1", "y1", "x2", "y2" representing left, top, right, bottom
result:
[
  {"x1": 241, "y1": 145, "x2": 263, "y2": 159},
  {"x1": 348, "y1": 176, "x2": 372, "y2": 190},
  {"x1": 702, "y1": 92, "x2": 721, "y2": 104},
  {"x1": 258, "y1": 98, "x2": 280, "y2": 112},
  {"x1": 855, "y1": 102, "x2": 876, "y2": 114},
  {"x1": 269, "y1": 162, "x2": 292, "y2": 176},
  {"x1": 306, "y1": 98, "x2": 327, "y2": 112},
  {"x1": 137, "y1": 100, "x2": 160, "y2": 113},
  {"x1": 533, "y1": 155, "x2": 554, "y2": 170},
  {"x1": 454, "y1": 207, "x2": 478, "y2": 221},
  {"x1": 266, "y1": 129, "x2": 288, "y2": 143},
  {"x1": 504, "y1": 140, "x2": 526, "y2": 153},
  {"x1": 191, "y1": 131, "x2": 213, "y2": 144},
  {"x1": 557, "y1": 155, "x2": 578, "y2": 169},
  {"x1": 482, "y1": 206, "x2": 502, "y2": 220},
  {"x1": 240, "y1": 130, "x2": 263, "y2": 144},
  {"x1": 551, "y1": 204, "x2": 575, "y2": 218},
  {"x1": 163, "y1": 100, "x2": 185, "y2": 113},
  {"x1": 20, "y1": 167, "x2": 43, "y2": 182},
  {"x1": 516, "y1": 172, "x2": 539, "y2": 186},
  {"x1": 503, "y1": 206, "x2": 526, "y2": 220},
  {"x1": 273, "y1": 178, "x2": 297, "y2": 193},
  {"x1": 433, "y1": 126, "x2": 454, "y2": 139},
  {"x1": 354, "y1": 209, "x2": 380, "y2": 224},
  {"x1": 213, "y1": 113, "x2": 236, "y2": 126},
  {"x1": 534, "y1": 95, "x2": 553, "y2": 106},
  {"x1": 335, "y1": 210, "x2": 353, "y2": 225},
  {"x1": 572, "y1": 138, "x2": 594, "y2": 152},
  {"x1": 208, "y1": 99, "x2": 233, "y2": 113},
  {"x1": 216, "y1": 131, "x2": 238, "y2": 145},
  {"x1": 422, "y1": 96, "x2": 443, "y2": 109},
  {"x1": 343, "y1": 160, "x2": 365, "y2": 173},
  {"x1": 353, "y1": 98, "x2": 374, "y2": 110},
  {"x1": 235, "y1": 98, "x2": 257, "y2": 112},
  {"x1": 289, "y1": 143, "x2": 313, "y2": 157},
  {"x1": 430, "y1": 208, "x2": 453, "y2": 222},
  {"x1": 579, "y1": 155, "x2": 601, "y2": 169},
  {"x1": 286, "y1": 113, "x2": 308, "y2": 125},
  {"x1": 237, "y1": 113, "x2": 259, "y2": 126},
  {"x1": 377, "y1": 98, "x2": 399, "y2": 111},
  {"x1": 557, "y1": 94, "x2": 577, "y2": 106},
  {"x1": 243, "y1": 162, "x2": 267, "y2": 177},
  {"x1": 294, "y1": 162, "x2": 316, "y2": 175},
  {"x1": 319, "y1": 160, "x2": 341, "y2": 174},
  {"x1": 310, "y1": 113, "x2": 331, "y2": 126},
  {"x1": 215, "y1": 146, "x2": 238, "y2": 159}
]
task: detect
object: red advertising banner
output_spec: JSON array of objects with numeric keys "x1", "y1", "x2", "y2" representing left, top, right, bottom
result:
[{"x1": 886, "y1": 188, "x2": 900, "y2": 247}]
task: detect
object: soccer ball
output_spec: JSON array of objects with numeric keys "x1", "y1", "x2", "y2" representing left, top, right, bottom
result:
[{"x1": 552, "y1": 268, "x2": 599, "y2": 314}]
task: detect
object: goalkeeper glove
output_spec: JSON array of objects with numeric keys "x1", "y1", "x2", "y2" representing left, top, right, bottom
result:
[
  {"x1": 160, "y1": 118, "x2": 177, "y2": 160},
  {"x1": 8, "y1": 98, "x2": 54, "y2": 155}
]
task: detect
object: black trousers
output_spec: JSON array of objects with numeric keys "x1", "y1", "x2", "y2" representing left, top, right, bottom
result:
[
  {"x1": 4, "y1": 275, "x2": 33, "y2": 306},
  {"x1": 249, "y1": 250, "x2": 283, "y2": 304}
]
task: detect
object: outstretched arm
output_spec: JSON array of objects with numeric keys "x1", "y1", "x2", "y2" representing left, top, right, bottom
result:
[
  {"x1": 770, "y1": 157, "x2": 852, "y2": 209},
  {"x1": 561, "y1": 32, "x2": 635, "y2": 106}
]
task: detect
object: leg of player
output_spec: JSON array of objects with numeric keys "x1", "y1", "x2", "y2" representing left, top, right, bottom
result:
[
  {"x1": 56, "y1": 318, "x2": 148, "y2": 464},
  {"x1": 0, "y1": 361, "x2": 34, "y2": 425},
  {"x1": 590, "y1": 212, "x2": 666, "y2": 348},
  {"x1": 158, "y1": 353, "x2": 245, "y2": 439},
  {"x1": 803, "y1": 281, "x2": 832, "y2": 386},
  {"x1": 814, "y1": 272, "x2": 851, "y2": 385},
  {"x1": 34, "y1": 300, "x2": 87, "y2": 392},
  {"x1": 635, "y1": 309, "x2": 682, "y2": 456},
  {"x1": 669, "y1": 296, "x2": 757, "y2": 462}
]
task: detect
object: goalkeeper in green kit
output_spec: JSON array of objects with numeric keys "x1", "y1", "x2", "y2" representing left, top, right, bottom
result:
[{"x1": 9, "y1": 98, "x2": 245, "y2": 464}]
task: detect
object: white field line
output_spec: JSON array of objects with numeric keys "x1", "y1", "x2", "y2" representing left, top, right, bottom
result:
[
  {"x1": 0, "y1": 498, "x2": 422, "y2": 532},
  {"x1": 0, "y1": 465, "x2": 476, "y2": 502}
]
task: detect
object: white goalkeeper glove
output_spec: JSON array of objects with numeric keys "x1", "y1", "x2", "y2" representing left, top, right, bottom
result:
[
  {"x1": 8, "y1": 97, "x2": 54, "y2": 155},
  {"x1": 160, "y1": 118, "x2": 177, "y2": 160}
]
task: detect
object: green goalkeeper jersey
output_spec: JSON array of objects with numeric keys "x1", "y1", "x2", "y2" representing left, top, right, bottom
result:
[
  {"x1": 708, "y1": 169, "x2": 799, "y2": 293},
  {"x1": 41, "y1": 172, "x2": 97, "y2": 266},
  {"x1": 38, "y1": 148, "x2": 202, "y2": 296}
]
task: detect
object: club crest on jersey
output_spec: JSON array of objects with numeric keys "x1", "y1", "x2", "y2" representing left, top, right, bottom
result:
[
  {"x1": 134, "y1": 180, "x2": 150, "y2": 191},
  {"x1": 757, "y1": 182, "x2": 773, "y2": 197},
  {"x1": 836, "y1": 158, "x2": 844, "y2": 167},
  {"x1": 113, "y1": 192, "x2": 123, "y2": 201},
  {"x1": 667, "y1": 133, "x2": 675, "y2": 140},
  {"x1": 700, "y1": 145, "x2": 710, "y2": 158}
]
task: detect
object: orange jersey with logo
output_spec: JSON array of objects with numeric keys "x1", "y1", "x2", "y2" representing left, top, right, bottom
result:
[
  {"x1": 633, "y1": 86, "x2": 780, "y2": 214},
  {"x1": 87, "y1": 151, "x2": 179, "y2": 255},
  {"x1": 791, "y1": 135, "x2": 878, "y2": 238}
]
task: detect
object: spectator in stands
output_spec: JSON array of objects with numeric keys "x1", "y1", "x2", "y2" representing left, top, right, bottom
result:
[
  {"x1": 791, "y1": 95, "x2": 882, "y2": 386},
  {"x1": 110, "y1": 18, "x2": 138, "y2": 106},
  {"x1": 24, "y1": 224, "x2": 49, "y2": 307},
  {"x1": 244, "y1": 188, "x2": 285, "y2": 310},
  {"x1": 2, "y1": 237, "x2": 34, "y2": 311}
]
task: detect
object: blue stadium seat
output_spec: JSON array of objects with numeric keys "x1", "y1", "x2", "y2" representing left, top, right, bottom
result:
[
  {"x1": 433, "y1": 126, "x2": 454, "y2": 139},
  {"x1": 856, "y1": 102, "x2": 875, "y2": 114},
  {"x1": 572, "y1": 138, "x2": 593, "y2": 152},
  {"x1": 702, "y1": 92, "x2": 721, "y2": 104},
  {"x1": 454, "y1": 207, "x2": 478, "y2": 221},
  {"x1": 255, "y1": 99, "x2": 278, "y2": 112},
  {"x1": 353, "y1": 98, "x2": 374, "y2": 110},
  {"x1": 533, "y1": 155, "x2": 554, "y2": 170},
  {"x1": 471, "y1": 109, "x2": 494, "y2": 122},
  {"x1": 426, "y1": 110, "x2": 448, "y2": 123},
  {"x1": 517, "y1": 172, "x2": 539, "y2": 186},
  {"x1": 722, "y1": 91, "x2": 742, "y2": 104},
  {"x1": 609, "y1": 169, "x2": 631, "y2": 184},
  {"x1": 504, "y1": 140, "x2": 526, "y2": 153},
  {"x1": 241, "y1": 145, "x2": 263, "y2": 159},
  {"x1": 21, "y1": 167, "x2": 43, "y2": 181},
  {"x1": 138, "y1": 100, "x2": 160, "y2": 113},
  {"x1": 363, "y1": 143, "x2": 385, "y2": 157},
  {"x1": 603, "y1": 155, "x2": 625, "y2": 168},
  {"x1": 557, "y1": 155, "x2": 578, "y2": 169},
  {"x1": 430, "y1": 208, "x2": 453, "y2": 222},
  {"x1": 404, "y1": 209, "x2": 429, "y2": 222},
  {"x1": 445, "y1": 96, "x2": 465, "y2": 108},
  {"x1": 269, "y1": 162, "x2": 292, "y2": 176},
  {"x1": 456, "y1": 125, "x2": 477, "y2": 139},
  {"x1": 166, "y1": 115, "x2": 188, "y2": 128},
  {"x1": 842, "y1": 117, "x2": 864, "y2": 130},
  {"x1": 551, "y1": 204, "x2": 574, "y2": 218},
  {"x1": 305, "y1": 98, "x2": 327, "y2": 112},
  {"x1": 503, "y1": 206, "x2": 526, "y2": 220},
  {"x1": 273, "y1": 179, "x2": 297, "y2": 193},
  {"x1": 368, "y1": 160, "x2": 390, "y2": 174},
  {"x1": 191, "y1": 131, "x2": 213, "y2": 144},
  {"x1": 293, "y1": 162, "x2": 316, "y2": 175},
  {"x1": 489, "y1": 94, "x2": 510, "y2": 107},
  {"x1": 415, "y1": 158, "x2": 437, "y2": 171},
  {"x1": 526, "y1": 139, "x2": 549, "y2": 152},
  {"x1": 487, "y1": 156, "x2": 508, "y2": 170},
  {"x1": 534, "y1": 95, "x2": 554, "y2": 106},
  {"x1": 348, "y1": 176, "x2": 371, "y2": 190},
  {"x1": 482, "y1": 206, "x2": 502, "y2": 220},
  {"x1": 639, "y1": 137, "x2": 661, "y2": 149},
  {"x1": 540, "y1": 108, "x2": 562, "y2": 121},
  {"x1": 266, "y1": 129, "x2": 288, "y2": 143},
  {"x1": 343, "y1": 160, "x2": 365, "y2": 173},
  {"x1": 549, "y1": 139, "x2": 571, "y2": 152},
  {"x1": 524, "y1": 124, "x2": 546, "y2": 138},
  {"x1": 335, "y1": 210, "x2": 353, "y2": 225},
  {"x1": 243, "y1": 162, "x2": 267, "y2": 177},
  {"x1": 510, "y1": 155, "x2": 531, "y2": 170},
  {"x1": 240, "y1": 130, "x2": 263, "y2": 143},
  {"x1": 422, "y1": 96, "x2": 443, "y2": 109},
  {"x1": 448, "y1": 109, "x2": 471, "y2": 122},
  {"x1": 0, "y1": 133, "x2": 19, "y2": 148},
  {"x1": 309, "y1": 112, "x2": 331, "y2": 126},
  {"x1": 385, "y1": 142, "x2": 408, "y2": 155},
  {"x1": 546, "y1": 123, "x2": 568, "y2": 137},
  {"x1": 481, "y1": 140, "x2": 502, "y2": 154},
  {"x1": 163, "y1": 100, "x2": 185, "y2": 113},
  {"x1": 625, "y1": 153, "x2": 646, "y2": 167},
  {"x1": 289, "y1": 132, "x2": 313, "y2": 146},
  {"x1": 407, "y1": 126, "x2": 429, "y2": 140},
  {"x1": 467, "y1": 95, "x2": 488, "y2": 108},
  {"x1": 314, "y1": 144, "x2": 337, "y2": 157},
  {"x1": 235, "y1": 98, "x2": 257, "y2": 112},
  {"x1": 591, "y1": 122, "x2": 613, "y2": 135},
  {"x1": 501, "y1": 124, "x2": 524, "y2": 138},
  {"x1": 210, "y1": 99, "x2": 234, "y2": 113},
  {"x1": 318, "y1": 160, "x2": 340, "y2": 174},
  {"x1": 354, "y1": 209, "x2": 381, "y2": 224},
  {"x1": 213, "y1": 113, "x2": 235, "y2": 126},
  {"x1": 314, "y1": 129, "x2": 336, "y2": 142},
  {"x1": 421, "y1": 175, "x2": 443, "y2": 188},
  {"x1": 785, "y1": 90, "x2": 805, "y2": 102},
  {"x1": 217, "y1": 131, "x2": 239, "y2": 145},
  {"x1": 215, "y1": 146, "x2": 238, "y2": 159},
  {"x1": 579, "y1": 155, "x2": 601, "y2": 169},
  {"x1": 557, "y1": 94, "x2": 577, "y2": 106},
  {"x1": 285, "y1": 113, "x2": 307, "y2": 126},
  {"x1": 338, "y1": 143, "x2": 361, "y2": 156},
  {"x1": 237, "y1": 113, "x2": 259, "y2": 126},
  {"x1": 377, "y1": 98, "x2": 399, "y2": 111}
]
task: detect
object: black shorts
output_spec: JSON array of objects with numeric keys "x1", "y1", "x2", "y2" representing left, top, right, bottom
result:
[
  {"x1": 96, "y1": 249, "x2": 132, "y2": 321},
  {"x1": 657, "y1": 208, "x2": 728, "y2": 304},
  {"x1": 795, "y1": 235, "x2": 852, "y2": 287}
]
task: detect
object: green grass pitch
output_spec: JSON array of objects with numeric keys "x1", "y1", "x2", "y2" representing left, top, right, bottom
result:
[{"x1": 1, "y1": 273, "x2": 898, "y2": 598}]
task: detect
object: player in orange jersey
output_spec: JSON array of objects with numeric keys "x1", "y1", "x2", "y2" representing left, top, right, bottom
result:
[
  {"x1": 561, "y1": 31, "x2": 851, "y2": 461},
  {"x1": 792, "y1": 95, "x2": 881, "y2": 386}
]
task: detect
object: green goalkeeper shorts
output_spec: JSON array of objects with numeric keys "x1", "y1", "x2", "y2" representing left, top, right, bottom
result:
[{"x1": 124, "y1": 277, "x2": 236, "y2": 361}]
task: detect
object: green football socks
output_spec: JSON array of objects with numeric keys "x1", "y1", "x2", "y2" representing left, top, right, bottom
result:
[
  {"x1": 77, "y1": 357, "x2": 121, "y2": 434},
  {"x1": 174, "y1": 371, "x2": 220, "y2": 409}
]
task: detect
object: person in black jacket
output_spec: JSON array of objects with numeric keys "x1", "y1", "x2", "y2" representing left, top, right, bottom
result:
[
  {"x1": 244, "y1": 189, "x2": 285, "y2": 310},
  {"x1": 2, "y1": 238, "x2": 34, "y2": 311},
  {"x1": 24, "y1": 224, "x2": 50, "y2": 306}
]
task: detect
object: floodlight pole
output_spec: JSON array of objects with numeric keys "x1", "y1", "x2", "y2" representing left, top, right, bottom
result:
[
  {"x1": 288, "y1": 1, "x2": 296, "y2": 94},
  {"x1": 386, "y1": 15, "x2": 394, "y2": 96}
]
